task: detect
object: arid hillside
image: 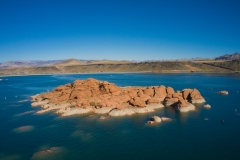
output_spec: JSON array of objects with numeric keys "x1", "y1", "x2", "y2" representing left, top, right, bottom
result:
[{"x1": 0, "y1": 60, "x2": 239, "y2": 75}]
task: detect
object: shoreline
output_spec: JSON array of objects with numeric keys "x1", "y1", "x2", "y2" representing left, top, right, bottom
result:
[{"x1": 0, "y1": 71, "x2": 239, "y2": 78}]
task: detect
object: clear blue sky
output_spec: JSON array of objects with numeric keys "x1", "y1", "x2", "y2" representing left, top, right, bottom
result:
[{"x1": 0, "y1": 0, "x2": 240, "y2": 62}]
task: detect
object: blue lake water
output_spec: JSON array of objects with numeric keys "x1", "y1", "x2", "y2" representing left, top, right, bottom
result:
[{"x1": 0, "y1": 73, "x2": 240, "y2": 160}]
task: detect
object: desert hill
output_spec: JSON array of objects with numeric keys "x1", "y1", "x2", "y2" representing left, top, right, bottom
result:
[
  {"x1": 52, "y1": 59, "x2": 133, "y2": 67},
  {"x1": 52, "y1": 59, "x2": 83, "y2": 67},
  {"x1": 0, "y1": 53, "x2": 240, "y2": 75},
  {"x1": 0, "y1": 60, "x2": 239, "y2": 75}
]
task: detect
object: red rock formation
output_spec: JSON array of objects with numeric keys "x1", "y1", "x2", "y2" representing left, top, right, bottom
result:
[
  {"x1": 153, "y1": 85, "x2": 167, "y2": 100},
  {"x1": 164, "y1": 97, "x2": 179, "y2": 106},
  {"x1": 31, "y1": 78, "x2": 205, "y2": 116},
  {"x1": 129, "y1": 97, "x2": 146, "y2": 108},
  {"x1": 146, "y1": 98, "x2": 161, "y2": 104},
  {"x1": 182, "y1": 89, "x2": 191, "y2": 100},
  {"x1": 166, "y1": 87, "x2": 174, "y2": 97},
  {"x1": 143, "y1": 87, "x2": 154, "y2": 97},
  {"x1": 177, "y1": 99, "x2": 189, "y2": 108},
  {"x1": 172, "y1": 91, "x2": 182, "y2": 98},
  {"x1": 189, "y1": 89, "x2": 205, "y2": 103}
]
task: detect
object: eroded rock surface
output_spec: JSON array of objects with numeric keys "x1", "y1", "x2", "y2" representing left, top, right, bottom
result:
[{"x1": 31, "y1": 78, "x2": 205, "y2": 116}]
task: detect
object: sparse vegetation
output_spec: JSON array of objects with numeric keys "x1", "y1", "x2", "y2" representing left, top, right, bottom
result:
[
  {"x1": 69, "y1": 105, "x2": 75, "y2": 108},
  {"x1": 0, "y1": 59, "x2": 240, "y2": 75},
  {"x1": 89, "y1": 101, "x2": 98, "y2": 106}
]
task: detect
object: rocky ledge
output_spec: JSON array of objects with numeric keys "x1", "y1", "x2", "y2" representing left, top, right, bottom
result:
[{"x1": 31, "y1": 78, "x2": 205, "y2": 116}]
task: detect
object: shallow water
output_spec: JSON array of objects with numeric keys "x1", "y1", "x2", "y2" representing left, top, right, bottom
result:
[{"x1": 0, "y1": 73, "x2": 240, "y2": 160}]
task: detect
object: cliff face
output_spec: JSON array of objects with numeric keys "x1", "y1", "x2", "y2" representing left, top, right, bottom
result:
[{"x1": 31, "y1": 78, "x2": 205, "y2": 116}]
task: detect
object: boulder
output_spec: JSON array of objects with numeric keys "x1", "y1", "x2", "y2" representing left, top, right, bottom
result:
[
  {"x1": 176, "y1": 99, "x2": 195, "y2": 112},
  {"x1": 147, "y1": 115, "x2": 162, "y2": 124},
  {"x1": 182, "y1": 89, "x2": 192, "y2": 100},
  {"x1": 189, "y1": 89, "x2": 205, "y2": 103},
  {"x1": 161, "y1": 117, "x2": 172, "y2": 121},
  {"x1": 129, "y1": 97, "x2": 146, "y2": 108},
  {"x1": 143, "y1": 87, "x2": 154, "y2": 97},
  {"x1": 99, "y1": 81, "x2": 121, "y2": 95},
  {"x1": 218, "y1": 90, "x2": 229, "y2": 95},
  {"x1": 204, "y1": 104, "x2": 211, "y2": 108},
  {"x1": 150, "y1": 116, "x2": 162, "y2": 122},
  {"x1": 146, "y1": 98, "x2": 161, "y2": 104},
  {"x1": 166, "y1": 87, "x2": 175, "y2": 97},
  {"x1": 153, "y1": 85, "x2": 167, "y2": 100}
]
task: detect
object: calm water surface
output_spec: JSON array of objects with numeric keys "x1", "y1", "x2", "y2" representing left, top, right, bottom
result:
[{"x1": 0, "y1": 73, "x2": 240, "y2": 160}]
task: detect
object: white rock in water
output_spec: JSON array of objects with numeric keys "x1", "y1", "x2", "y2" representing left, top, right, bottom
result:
[
  {"x1": 150, "y1": 116, "x2": 162, "y2": 123},
  {"x1": 218, "y1": 90, "x2": 229, "y2": 95},
  {"x1": 204, "y1": 104, "x2": 211, "y2": 108},
  {"x1": 161, "y1": 117, "x2": 172, "y2": 121}
]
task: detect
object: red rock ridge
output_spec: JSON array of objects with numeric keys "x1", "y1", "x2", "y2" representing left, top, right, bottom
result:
[{"x1": 31, "y1": 78, "x2": 206, "y2": 116}]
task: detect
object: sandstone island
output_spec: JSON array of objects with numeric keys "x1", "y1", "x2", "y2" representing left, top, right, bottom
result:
[{"x1": 31, "y1": 78, "x2": 205, "y2": 116}]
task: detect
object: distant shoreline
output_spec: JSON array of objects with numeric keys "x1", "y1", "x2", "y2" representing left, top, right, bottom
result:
[
  {"x1": 0, "y1": 60, "x2": 239, "y2": 76},
  {"x1": 0, "y1": 71, "x2": 239, "y2": 78}
]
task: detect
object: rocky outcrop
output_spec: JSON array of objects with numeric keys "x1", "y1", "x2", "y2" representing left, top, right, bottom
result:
[
  {"x1": 218, "y1": 90, "x2": 229, "y2": 95},
  {"x1": 164, "y1": 97, "x2": 179, "y2": 106},
  {"x1": 31, "y1": 78, "x2": 205, "y2": 116},
  {"x1": 204, "y1": 104, "x2": 211, "y2": 108},
  {"x1": 189, "y1": 89, "x2": 206, "y2": 103},
  {"x1": 161, "y1": 117, "x2": 172, "y2": 121},
  {"x1": 149, "y1": 116, "x2": 162, "y2": 123},
  {"x1": 176, "y1": 99, "x2": 196, "y2": 112},
  {"x1": 147, "y1": 116, "x2": 172, "y2": 124}
]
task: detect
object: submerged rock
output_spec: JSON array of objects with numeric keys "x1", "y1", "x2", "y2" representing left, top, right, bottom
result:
[
  {"x1": 99, "y1": 116, "x2": 107, "y2": 120},
  {"x1": 204, "y1": 104, "x2": 211, "y2": 108},
  {"x1": 147, "y1": 116, "x2": 161, "y2": 124},
  {"x1": 147, "y1": 116, "x2": 172, "y2": 124},
  {"x1": 161, "y1": 117, "x2": 172, "y2": 121},
  {"x1": 150, "y1": 116, "x2": 162, "y2": 122}
]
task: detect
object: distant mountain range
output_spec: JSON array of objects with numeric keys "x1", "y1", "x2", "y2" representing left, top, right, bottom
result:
[
  {"x1": 0, "y1": 53, "x2": 239, "y2": 69},
  {"x1": 0, "y1": 60, "x2": 62, "y2": 69},
  {"x1": 0, "y1": 59, "x2": 134, "y2": 69},
  {"x1": 215, "y1": 52, "x2": 240, "y2": 60}
]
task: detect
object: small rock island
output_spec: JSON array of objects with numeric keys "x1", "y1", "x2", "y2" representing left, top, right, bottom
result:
[{"x1": 31, "y1": 78, "x2": 205, "y2": 116}]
